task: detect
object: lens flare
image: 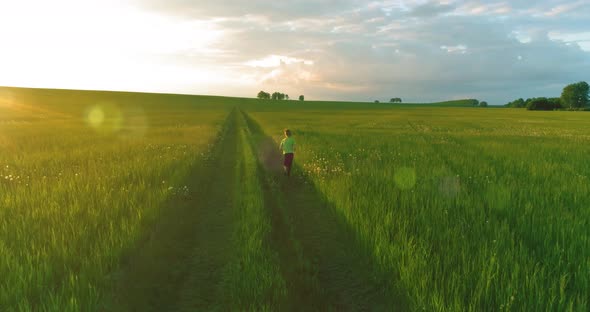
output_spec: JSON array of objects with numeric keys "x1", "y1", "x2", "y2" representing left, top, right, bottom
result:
[
  {"x1": 121, "y1": 106, "x2": 148, "y2": 139},
  {"x1": 486, "y1": 185, "x2": 511, "y2": 211},
  {"x1": 439, "y1": 176, "x2": 461, "y2": 197},
  {"x1": 85, "y1": 103, "x2": 123, "y2": 134},
  {"x1": 394, "y1": 167, "x2": 416, "y2": 190},
  {"x1": 87, "y1": 107, "x2": 105, "y2": 127}
]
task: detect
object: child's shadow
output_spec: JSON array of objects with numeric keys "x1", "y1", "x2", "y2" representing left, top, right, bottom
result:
[{"x1": 243, "y1": 111, "x2": 408, "y2": 311}]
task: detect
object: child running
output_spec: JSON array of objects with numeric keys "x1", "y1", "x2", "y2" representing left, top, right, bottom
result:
[{"x1": 279, "y1": 129, "x2": 295, "y2": 176}]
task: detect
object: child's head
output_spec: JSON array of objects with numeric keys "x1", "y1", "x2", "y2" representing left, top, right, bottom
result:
[{"x1": 284, "y1": 129, "x2": 292, "y2": 137}]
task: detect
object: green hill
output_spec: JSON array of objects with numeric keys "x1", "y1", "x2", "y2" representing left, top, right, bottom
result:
[{"x1": 0, "y1": 86, "x2": 482, "y2": 115}]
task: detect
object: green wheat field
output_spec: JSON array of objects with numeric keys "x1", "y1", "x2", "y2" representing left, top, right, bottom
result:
[{"x1": 1, "y1": 86, "x2": 589, "y2": 311}]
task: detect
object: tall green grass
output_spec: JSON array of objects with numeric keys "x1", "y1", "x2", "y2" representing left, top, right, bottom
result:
[
  {"x1": 3, "y1": 86, "x2": 589, "y2": 310},
  {"x1": 0, "y1": 87, "x2": 230, "y2": 310},
  {"x1": 248, "y1": 106, "x2": 590, "y2": 311}
]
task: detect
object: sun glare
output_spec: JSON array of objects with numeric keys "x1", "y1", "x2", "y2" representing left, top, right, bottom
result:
[
  {"x1": 0, "y1": 89, "x2": 14, "y2": 108},
  {"x1": 0, "y1": 0, "x2": 226, "y2": 92}
]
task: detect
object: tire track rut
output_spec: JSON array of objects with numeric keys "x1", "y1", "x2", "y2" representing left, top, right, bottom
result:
[{"x1": 105, "y1": 109, "x2": 239, "y2": 311}]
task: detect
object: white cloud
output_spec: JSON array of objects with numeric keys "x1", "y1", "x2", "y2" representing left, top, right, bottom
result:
[
  {"x1": 441, "y1": 45, "x2": 468, "y2": 54},
  {"x1": 545, "y1": 1, "x2": 587, "y2": 17},
  {"x1": 245, "y1": 55, "x2": 314, "y2": 68},
  {"x1": 511, "y1": 31, "x2": 532, "y2": 44},
  {"x1": 549, "y1": 31, "x2": 590, "y2": 51}
]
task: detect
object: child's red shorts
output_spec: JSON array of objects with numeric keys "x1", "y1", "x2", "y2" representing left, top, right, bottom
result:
[{"x1": 283, "y1": 153, "x2": 294, "y2": 167}]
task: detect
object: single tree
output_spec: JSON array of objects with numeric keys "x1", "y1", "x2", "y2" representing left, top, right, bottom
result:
[
  {"x1": 374, "y1": 100, "x2": 380, "y2": 103},
  {"x1": 389, "y1": 97, "x2": 402, "y2": 103},
  {"x1": 561, "y1": 81, "x2": 589, "y2": 109},
  {"x1": 479, "y1": 101, "x2": 488, "y2": 107},
  {"x1": 299, "y1": 95, "x2": 304, "y2": 101},
  {"x1": 286, "y1": 94, "x2": 289, "y2": 100}
]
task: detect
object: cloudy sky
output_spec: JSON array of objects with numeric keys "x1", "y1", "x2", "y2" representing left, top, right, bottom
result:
[{"x1": 0, "y1": 0, "x2": 589, "y2": 104}]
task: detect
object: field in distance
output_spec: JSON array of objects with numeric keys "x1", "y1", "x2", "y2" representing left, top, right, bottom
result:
[{"x1": 1, "y1": 86, "x2": 588, "y2": 311}]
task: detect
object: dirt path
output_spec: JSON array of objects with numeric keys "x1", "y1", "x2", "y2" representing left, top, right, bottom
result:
[
  {"x1": 242, "y1": 111, "x2": 407, "y2": 311},
  {"x1": 105, "y1": 110, "x2": 239, "y2": 311}
]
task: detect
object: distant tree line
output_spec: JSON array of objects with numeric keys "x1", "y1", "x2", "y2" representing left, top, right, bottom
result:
[
  {"x1": 373, "y1": 98, "x2": 402, "y2": 103},
  {"x1": 466, "y1": 99, "x2": 488, "y2": 107},
  {"x1": 505, "y1": 97, "x2": 561, "y2": 110},
  {"x1": 373, "y1": 98, "x2": 403, "y2": 103},
  {"x1": 504, "y1": 98, "x2": 526, "y2": 108},
  {"x1": 257, "y1": 91, "x2": 271, "y2": 100},
  {"x1": 505, "y1": 81, "x2": 589, "y2": 110},
  {"x1": 377, "y1": 98, "x2": 489, "y2": 106},
  {"x1": 257, "y1": 90, "x2": 304, "y2": 101}
]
